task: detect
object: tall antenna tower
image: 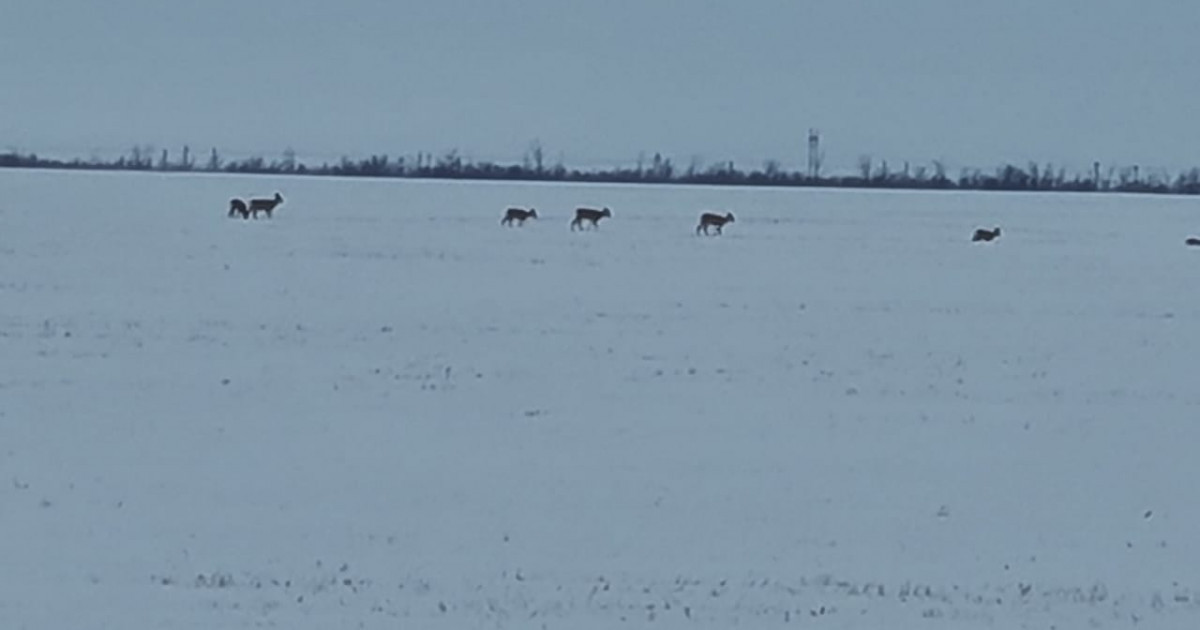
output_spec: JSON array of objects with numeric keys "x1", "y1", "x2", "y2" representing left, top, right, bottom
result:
[{"x1": 807, "y1": 128, "x2": 822, "y2": 179}]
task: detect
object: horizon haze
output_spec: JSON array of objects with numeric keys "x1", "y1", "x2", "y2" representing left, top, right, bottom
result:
[{"x1": 3, "y1": 0, "x2": 1198, "y2": 174}]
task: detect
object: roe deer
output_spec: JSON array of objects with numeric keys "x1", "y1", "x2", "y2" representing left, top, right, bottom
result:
[
  {"x1": 696, "y1": 212, "x2": 735, "y2": 235},
  {"x1": 1187, "y1": 237, "x2": 1200, "y2": 246},
  {"x1": 249, "y1": 192, "x2": 284, "y2": 219},
  {"x1": 228, "y1": 198, "x2": 249, "y2": 219},
  {"x1": 501, "y1": 207, "x2": 538, "y2": 226},
  {"x1": 972, "y1": 227, "x2": 1001, "y2": 242},
  {"x1": 570, "y1": 206, "x2": 611, "y2": 231}
]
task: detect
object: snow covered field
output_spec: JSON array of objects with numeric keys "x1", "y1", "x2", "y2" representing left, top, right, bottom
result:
[{"x1": 3, "y1": 169, "x2": 1200, "y2": 628}]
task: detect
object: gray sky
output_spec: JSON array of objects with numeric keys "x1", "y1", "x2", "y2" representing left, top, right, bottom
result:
[{"x1": 3, "y1": 0, "x2": 1198, "y2": 174}]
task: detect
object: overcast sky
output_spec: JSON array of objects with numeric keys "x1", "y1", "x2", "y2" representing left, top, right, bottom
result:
[{"x1": 3, "y1": 0, "x2": 1198, "y2": 173}]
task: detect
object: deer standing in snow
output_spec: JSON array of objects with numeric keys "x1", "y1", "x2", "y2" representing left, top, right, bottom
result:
[
  {"x1": 248, "y1": 192, "x2": 284, "y2": 219},
  {"x1": 227, "y1": 198, "x2": 249, "y2": 219}
]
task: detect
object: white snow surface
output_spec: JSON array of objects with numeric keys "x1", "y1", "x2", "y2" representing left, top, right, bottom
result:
[{"x1": 2, "y1": 169, "x2": 1200, "y2": 629}]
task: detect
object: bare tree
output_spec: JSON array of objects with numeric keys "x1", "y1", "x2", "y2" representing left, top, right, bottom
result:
[
  {"x1": 875, "y1": 159, "x2": 890, "y2": 182},
  {"x1": 130, "y1": 145, "x2": 156, "y2": 169},
  {"x1": 932, "y1": 159, "x2": 947, "y2": 183},
  {"x1": 529, "y1": 140, "x2": 544, "y2": 174},
  {"x1": 858, "y1": 155, "x2": 873, "y2": 180},
  {"x1": 650, "y1": 153, "x2": 673, "y2": 180},
  {"x1": 281, "y1": 147, "x2": 297, "y2": 172}
]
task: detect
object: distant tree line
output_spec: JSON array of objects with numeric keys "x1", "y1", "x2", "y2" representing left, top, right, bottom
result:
[{"x1": 3, "y1": 143, "x2": 1199, "y2": 196}]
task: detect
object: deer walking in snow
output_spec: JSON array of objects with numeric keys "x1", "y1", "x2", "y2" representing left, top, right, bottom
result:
[
  {"x1": 570, "y1": 207, "x2": 611, "y2": 231},
  {"x1": 696, "y1": 212, "x2": 735, "y2": 235},
  {"x1": 501, "y1": 207, "x2": 538, "y2": 226}
]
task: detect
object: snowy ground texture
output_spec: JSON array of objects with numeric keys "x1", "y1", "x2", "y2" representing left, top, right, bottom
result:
[{"x1": 3, "y1": 169, "x2": 1200, "y2": 629}]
